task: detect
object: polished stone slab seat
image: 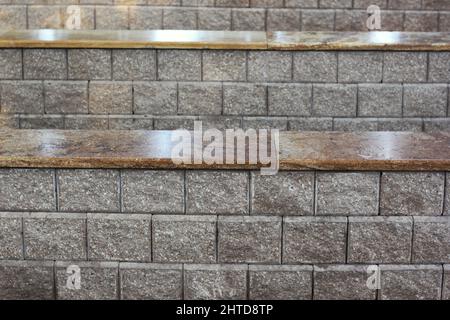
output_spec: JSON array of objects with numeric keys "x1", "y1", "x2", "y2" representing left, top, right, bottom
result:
[{"x1": 0, "y1": 129, "x2": 449, "y2": 171}]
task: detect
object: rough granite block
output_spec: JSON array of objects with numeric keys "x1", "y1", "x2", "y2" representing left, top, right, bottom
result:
[
  {"x1": 232, "y1": 8, "x2": 265, "y2": 31},
  {"x1": 24, "y1": 49, "x2": 66, "y2": 80},
  {"x1": 64, "y1": 115, "x2": 109, "y2": 130},
  {"x1": 198, "y1": 9, "x2": 231, "y2": 30},
  {"x1": 388, "y1": 0, "x2": 421, "y2": 9},
  {"x1": 223, "y1": 83, "x2": 266, "y2": 115},
  {"x1": 333, "y1": 118, "x2": 378, "y2": 131},
  {"x1": 0, "y1": 261, "x2": 54, "y2": 300},
  {"x1": 288, "y1": 117, "x2": 333, "y2": 131},
  {"x1": 112, "y1": 50, "x2": 156, "y2": 81},
  {"x1": 129, "y1": 7, "x2": 163, "y2": 30},
  {"x1": 154, "y1": 116, "x2": 197, "y2": 130},
  {"x1": 184, "y1": 264, "x2": 247, "y2": 300},
  {"x1": 404, "y1": 12, "x2": 438, "y2": 32},
  {"x1": 293, "y1": 52, "x2": 337, "y2": 82},
  {"x1": 268, "y1": 84, "x2": 312, "y2": 116},
  {"x1": 133, "y1": 82, "x2": 177, "y2": 115},
  {"x1": 163, "y1": 8, "x2": 197, "y2": 29},
  {"x1": 0, "y1": 169, "x2": 55, "y2": 211},
  {"x1": 380, "y1": 172, "x2": 445, "y2": 216},
  {"x1": 285, "y1": 0, "x2": 318, "y2": 7},
  {"x1": 183, "y1": 0, "x2": 215, "y2": 7},
  {"x1": 335, "y1": 10, "x2": 368, "y2": 31},
  {"x1": 314, "y1": 265, "x2": 377, "y2": 300},
  {"x1": 316, "y1": 172, "x2": 379, "y2": 215},
  {"x1": 444, "y1": 265, "x2": 450, "y2": 300},
  {"x1": 353, "y1": 0, "x2": 387, "y2": 8},
  {"x1": 446, "y1": 173, "x2": 450, "y2": 215},
  {"x1": 251, "y1": 171, "x2": 314, "y2": 215},
  {"x1": 96, "y1": 6, "x2": 129, "y2": 30},
  {"x1": 379, "y1": 10, "x2": 405, "y2": 31},
  {"x1": 358, "y1": 84, "x2": 403, "y2": 117},
  {"x1": 68, "y1": 49, "x2": 111, "y2": 80},
  {"x1": 403, "y1": 84, "x2": 448, "y2": 117},
  {"x1": 202, "y1": 50, "x2": 246, "y2": 81},
  {"x1": 348, "y1": 217, "x2": 413, "y2": 263},
  {"x1": 266, "y1": 9, "x2": 301, "y2": 31},
  {"x1": 122, "y1": 170, "x2": 184, "y2": 214},
  {"x1": 378, "y1": 118, "x2": 423, "y2": 131},
  {"x1": 19, "y1": 115, "x2": 64, "y2": 129},
  {"x1": 423, "y1": 0, "x2": 450, "y2": 10},
  {"x1": 120, "y1": 263, "x2": 182, "y2": 300},
  {"x1": 218, "y1": 216, "x2": 281, "y2": 263},
  {"x1": 320, "y1": 0, "x2": 352, "y2": 8},
  {"x1": 301, "y1": 9, "x2": 335, "y2": 31},
  {"x1": 44, "y1": 81, "x2": 88, "y2": 114},
  {"x1": 313, "y1": 84, "x2": 357, "y2": 117},
  {"x1": 216, "y1": 0, "x2": 249, "y2": 6},
  {"x1": 242, "y1": 116, "x2": 288, "y2": 130},
  {"x1": 249, "y1": 265, "x2": 313, "y2": 300},
  {"x1": 57, "y1": 169, "x2": 120, "y2": 212},
  {"x1": 379, "y1": 265, "x2": 442, "y2": 300},
  {"x1": 178, "y1": 83, "x2": 222, "y2": 115},
  {"x1": 0, "y1": 114, "x2": 19, "y2": 129},
  {"x1": 153, "y1": 215, "x2": 216, "y2": 263},
  {"x1": 0, "y1": 213, "x2": 23, "y2": 260},
  {"x1": 24, "y1": 213, "x2": 86, "y2": 260},
  {"x1": 283, "y1": 217, "x2": 347, "y2": 263},
  {"x1": 89, "y1": 81, "x2": 132, "y2": 114},
  {"x1": 28, "y1": 6, "x2": 63, "y2": 29},
  {"x1": 0, "y1": 50, "x2": 22, "y2": 80},
  {"x1": 383, "y1": 52, "x2": 427, "y2": 83},
  {"x1": 413, "y1": 217, "x2": 450, "y2": 263},
  {"x1": 87, "y1": 214, "x2": 151, "y2": 262},
  {"x1": 56, "y1": 261, "x2": 118, "y2": 300},
  {"x1": 250, "y1": 0, "x2": 283, "y2": 7},
  {"x1": 186, "y1": 171, "x2": 249, "y2": 215},
  {"x1": 248, "y1": 51, "x2": 292, "y2": 82},
  {"x1": 0, "y1": 81, "x2": 44, "y2": 114},
  {"x1": 198, "y1": 116, "x2": 242, "y2": 130},
  {"x1": 429, "y1": 52, "x2": 450, "y2": 82},
  {"x1": 338, "y1": 52, "x2": 383, "y2": 83},
  {"x1": 0, "y1": 6, "x2": 27, "y2": 29},
  {"x1": 439, "y1": 12, "x2": 450, "y2": 31},
  {"x1": 158, "y1": 50, "x2": 201, "y2": 81},
  {"x1": 108, "y1": 115, "x2": 154, "y2": 130}
]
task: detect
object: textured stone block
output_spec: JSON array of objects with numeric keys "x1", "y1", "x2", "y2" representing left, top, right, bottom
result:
[
  {"x1": 184, "y1": 264, "x2": 247, "y2": 300},
  {"x1": 358, "y1": 84, "x2": 402, "y2": 117},
  {"x1": 96, "y1": 6, "x2": 129, "y2": 30},
  {"x1": 388, "y1": 0, "x2": 421, "y2": 9},
  {"x1": 446, "y1": 173, "x2": 450, "y2": 215},
  {"x1": 286, "y1": 0, "x2": 318, "y2": 7},
  {"x1": 444, "y1": 265, "x2": 450, "y2": 300},
  {"x1": 0, "y1": 6, "x2": 27, "y2": 29},
  {"x1": 24, "y1": 49, "x2": 66, "y2": 80},
  {"x1": 320, "y1": 0, "x2": 352, "y2": 7},
  {"x1": 28, "y1": 6, "x2": 63, "y2": 29},
  {"x1": 232, "y1": 9, "x2": 265, "y2": 31},
  {"x1": 154, "y1": 116, "x2": 196, "y2": 130},
  {"x1": 0, "y1": 50, "x2": 22, "y2": 80},
  {"x1": 413, "y1": 217, "x2": 450, "y2": 263},
  {"x1": 218, "y1": 216, "x2": 281, "y2": 263},
  {"x1": 301, "y1": 9, "x2": 335, "y2": 31},
  {"x1": 250, "y1": 0, "x2": 283, "y2": 6},
  {"x1": 335, "y1": 10, "x2": 367, "y2": 31},
  {"x1": 424, "y1": 118, "x2": 450, "y2": 132},
  {"x1": 429, "y1": 52, "x2": 450, "y2": 82},
  {"x1": 122, "y1": 170, "x2": 183, "y2": 213},
  {"x1": 56, "y1": 261, "x2": 118, "y2": 300},
  {"x1": 383, "y1": 52, "x2": 427, "y2": 83},
  {"x1": 112, "y1": 50, "x2": 156, "y2": 81},
  {"x1": 163, "y1": 8, "x2": 197, "y2": 29},
  {"x1": 178, "y1": 83, "x2": 222, "y2": 115},
  {"x1": 68, "y1": 49, "x2": 111, "y2": 80},
  {"x1": 333, "y1": 118, "x2": 378, "y2": 131},
  {"x1": 0, "y1": 213, "x2": 23, "y2": 260},
  {"x1": 24, "y1": 213, "x2": 86, "y2": 260},
  {"x1": 183, "y1": 0, "x2": 215, "y2": 7},
  {"x1": 348, "y1": 217, "x2": 412, "y2": 263},
  {"x1": 266, "y1": 9, "x2": 301, "y2": 31},
  {"x1": 379, "y1": 10, "x2": 405, "y2": 31},
  {"x1": 199, "y1": 115, "x2": 242, "y2": 130},
  {"x1": 153, "y1": 216, "x2": 216, "y2": 263},
  {"x1": 403, "y1": 84, "x2": 448, "y2": 117},
  {"x1": 0, "y1": 169, "x2": 55, "y2": 211},
  {"x1": 202, "y1": 50, "x2": 246, "y2": 81},
  {"x1": 268, "y1": 84, "x2": 312, "y2": 116},
  {"x1": 0, "y1": 261, "x2": 54, "y2": 300},
  {"x1": 216, "y1": 0, "x2": 249, "y2": 6},
  {"x1": 338, "y1": 52, "x2": 383, "y2": 83},
  {"x1": 353, "y1": 0, "x2": 387, "y2": 8},
  {"x1": 158, "y1": 50, "x2": 201, "y2": 81},
  {"x1": 378, "y1": 118, "x2": 423, "y2": 131},
  {"x1": 423, "y1": 0, "x2": 450, "y2": 10},
  {"x1": 283, "y1": 217, "x2": 347, "y2": 263},
  {"x1": 1, "y1": 81, "x2": 44, "y2": 114},
  {"x1": 44, "y1": 81, "x2": 88, "y2": 114},
  {"x1": 89, "y1": 81, "x2": 132, "y2": 114},
  {"x1": 248, "y1": 51, "x2": 292, "y2": 82},
  {"x1": 198, "y1": 9, "x2": 231, "y2": 30},
  {"x1": 133, "y1": 82, "x2": 177, "y2": 115},
  {"x1": 404, "y1": 12, "x2": 438, "y2": 32},
  {"x1": 293, "y1": 52, "x2": 337, "y2": 82},
  {"x1": 129, "y1": 7, "x2": 162, "y2": 29},
  {"x1": 57, "y1": 169, "x2": 120, "y2": 212},
  {"x1": 249, "y1": 265, "x2": 312, "y2": 300},
  {"x1": 380, "y1": 172, "x2": 445, "y2": 216},
  {"x1": 109, "y1": 115, "x2": 154, "y2": 130},
  {"x1": 87, "y1": 214, "x2": 151, "y2": 261},
  {"x1": 314, "y1": 265, "x2": 376, "y2": 300},
  {"x1": 19, "y1": 115, "x2": 64, "y2": 129},
  {"x1": 439, "y1": 12, "x2": 450, "y2": 31},
  {"x1": 242, "y1": 116, "x2": 288, "y2": 130},
  {"x1": 251, "y1": 171, "x2": 314, "y2": 215},
  {"x1": 288, "y1": 117, "x2": 333, "y2": 131},
  {"x1": 120, "y1": 263, "x2": 182, "y2": 300},
  {"x1": 379, "y1": 265, "x2": 442, "y2": 300},
  {"x1": 313, "y1": 84, "x2": 357, "y2": 116},
  {"x1": 0, "y1": 114, "x2": 19, "y2": 129},
  {"x1": 186, "y1": 171, "x2": 249, "y2": 214},
  {"x1": 64, "y1": 115, "x2": 109, "y2": 129},
  {"x1": 223, "y1": 83, "x2": 266, "y2": 115},
  {"x1": 316, "y1": 172, "x2": 379, "y2": 215}
]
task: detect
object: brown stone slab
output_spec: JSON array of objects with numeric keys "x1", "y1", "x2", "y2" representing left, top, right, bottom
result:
[
  {"x1": 0, "y1": 30, "x2": 268, "y2": 50},
  {"x1": 268, "y1": 31, "x2": 450, "y2": 51},
  {"x1": 0, "y1": 130, "x2": 449, "y2": 171}
]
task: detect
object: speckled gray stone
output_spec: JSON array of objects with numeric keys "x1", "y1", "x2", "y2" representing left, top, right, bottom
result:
[
  {"x1": 403, "y1": 84, "x2": 448, "y2": 117},
  {"x1": 379, "y1": 265, "x2": 442, "y2": 300},
  {"x1": 316, "y1": 172, "x2": 379, "y2": 215},
  {"x1": 446, "y1": 173, "x2": 450, "y2": 215},
  {"x1": 242, "y1": 116, "x2": 288, "y2": 130},
  {"x1": 163, "y1": 8, "x2": 197, "y2": 29},
  {"x1": 223, "y1": 83, "x2": 266, "y2": 115},
  {"x1": 87, "y1": 214, "x2": 151, "y2": 262},
  {"x1": 378, "y1": 118, "x2": 423, "y2": 131},
  {"x1": 202, "y1": 50, "x2": 246, "y2": 81},
  {"x1": 283, "y1": 217, "x2": 347, "y2": 263},
  {"x1": 158, "y1": 50, "x2": 201, "y2": 81},
  {"x1": 0, "y1": 114, "x2": 19, "y2": 129},
  {"x1": 383, "y1": 52, "x2": 427, "y2": 83},
  {"x1": 320, "y1": 0, "x2": 352, "y2": 7},
  {"x1": 216, "y1": 0, "x2": 249, "y2": 6},
  {"x1": 218, "y1": 216, "x2": 281, "y2": 263},
  {"x1": 184, "y1": 264, "x2": 247, "y2": 300},
  {"x1": 285, "y1": 0, "x2": 318, "y2": 7},
  {"x1": 0, "y1": 213, "x2": 23, "y2": 259},
  {"x1": 56, "y1": 261, "x2": 118, "y2": 300},
  {"x1": 232, "y1": 8, "x2": 265, "y2": 31},
  {"x1": 24, "y1": 213, "x2": 87, "y2": 260},
  {"x1": 429, "y1": 52, "x2": 450, "y2": 82},
  {"x1": 301, "y1": 9, "x2": 335, "y2": 31},
  {"x1": 335, "y1": 10, "x2": 368, "y2": 31},
  {"x1": 186, "y1": 171, "x2": 249, "y2": 215},
  {"x1": 288, "y1": 117, "x2": 333, "y2": 131},
  {"x1": 314, "y1": 265, "x2": 377, "y2": 300},
  {"x1": 380, "y1": 172, "x2": 445, "y2": 216},
  {"x1": 122, "y1": 170, "x2": 184, "y2": 213},
  {"x1": 413, "y1": 217, "x2": 450, "y2": 263},
  {"x1": 404, "y1": 12, "x2": 438, "y2": 32},
  {"x1": 64, "y1": 115, "x2": 109, "y2": 130},
  {"x1": 444, "y1": 265, "x2": 450, "y2": 300},
  {"x1": 153, "y1": 215, "x2": 216, "y2": 263},
  {"x1": 27, "y1": 6, "x2": 64, "y2": 29},
  {"x1": 0, "y1": 49, "x2": 21, "y2": 80},
  {"x1": 95, "y1": 6, "x2": 129, "y2": 30},
  {"x1": 129, "y1": 7, "x2": 163, "y2": 30},
  {"x1": 348, "y1": 217, "x2": 413, "y2": 263},
  {"x1": 0, "y1": 6, "x2": 26, "y2": 29},
  {"x1": 0, "y1": 169, "x2": 55, "y2": 211},
  {"x1": 68, "y1": 49, "x2": 111, "y2": 80},
  {"x1": 0, "y1": 81, "x2": 44, "y2": 113},
  {"x1": 20, "y1": 115, "x2": 64, "y2": 129},
  {"x1": 120, "y1": 263, "x2": 182, "y2": 300},
  {"x1": 108, "y1": 115, "x2": 154, "y2": 130},
  {"x1": 198, "y1": 8, "x2": 231, "y2": 30},
  {"x1": 198, "y1": 115, "x2": 242, "y2": 130},
  {"x1": 338, "y1": 52, "x2": 383, "y2": 83},
  {"x1": 133, "y1": 82, "x2": 177, "y2": 115},
  {"x1": 57, "y1": 169, "x2": 120, "y2": 212},
  {"x1": 353, "y1": 0, "x2": 387, "y2": 8},
  {"x1": 249, "y1": 265, "x2": 312, "y2": 300},
  {"x1": 248, "y1": 51, "x2": 292, "y2": 82},
  {"x1": 358, "y1": 84, "x2": 403, "y2": 117},
  {"x1": 313, "y1": 84, "x2": 357, "y2": 117},
  {"x1": 178, "y1": 82, "x2": 222, "y2": 115},
  {"x1": 251, "y1": 171, "x2": 314, "y2": 215},
  {"x1": 112, "y1": 50, "x2": 156, "y2": 81},
  {"x1": 89, "y1": 81, "x2": 132, "y2": 114},
  {"x1": 293, "y1": 52, "x2": 337, "y2": 82},
  {"x1": 333, "y1": 118, "x2": 378, "y2": 131},
  {"x1": 266, "y1": 9, "x2": 301, "y2": 31},
  {"x1": 268, "y1": 84, "x2": 312, "y2": 116},
  {"x1": 44, "y1": 81, "x2": 88, "y2": 114},
  {"x1": 424, "y1": 118, "x2": 450, "y2": 132},
  {"x1": 388, "y1": 0, "x2": 421, "y2": 9},
  {"x1": 154, "y1": 115, "x2": 197, "y2": 130},
  {"x1": 24, "y1": 49, "x2": 66, "y2": 80}
]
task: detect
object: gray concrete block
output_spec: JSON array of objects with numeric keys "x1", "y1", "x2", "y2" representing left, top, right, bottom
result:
[
  {"x1": 89, "y1": 81, "x2": 133, "y2": 114},
  {"x1": 313, "y1": 84, "x2": 357, "y2": 116},
  {"x1": 0, "y1": 49, "x2": 22, "y2": 80},
  {"x1": 133, "y1": 82, "x2": 177, "y2": 115},
  {"x1": 403, "y1": 84, "x2": 448, "y2": 117},
  {"x1": 358, "y1": 84, "x2": 403, "y2": 117},
  {"x1": 232, "y1": 8, "x2": 265, "y2": 31},
  {"x1": 44, "y1": 81, "x2": 88, "y2": 114},
  {"x1": 413, "y1": 217, "x2": 450, "y2": 263},
  {"x1": 338, "y1": 52, "x2": 383, "y2": 83},
  {"x1": 223, "y1": 83, "x2": 266, "y2": 115},
  {"x1": 23, "y1": 49, "x2": 66, "y2": 80},
  {"x1": 158, "y1": 50, "x2": 201, "y2": 81},
  {"x1": 293, "y1": 52, "x2": 337, "y2": 82},
  {"x1": 248, "y1": 51, "x2": 292, "y2": 82},
  {"x1": 68, "y1": 49, "x2": 111, "y2": 80},
  {"x1": 178, "y1": 82, "x2": 222, "y2": 115},
  {"x1": 383, "y1": 52, "x2": 427, "y2": 83},
  {"x1": 112, "y1": 49, "x2": 156, "y2": 81},
  {"x1": 1, "y1": 81, "x2": 44, "y2": 114},
  {"x1": 268, "y1": 84, "x2": 312, "y2": 116},
  {"x1": 0, "y1": 212, "x2": 23, "y2": 260},
  {"x1": 202, "y1": 50, "x2": 246, "y2": 81}
]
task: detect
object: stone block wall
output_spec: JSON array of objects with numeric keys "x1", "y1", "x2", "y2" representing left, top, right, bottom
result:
[
  {"x1": 0, "y1": 48, "x2": 449, "y2": 132},
  {"x1": 0, "y1": 168, "x2": 449, "y2": 299},
  {"x1": 1, "y1": 1, "x2": 450, "y2": 31}
]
